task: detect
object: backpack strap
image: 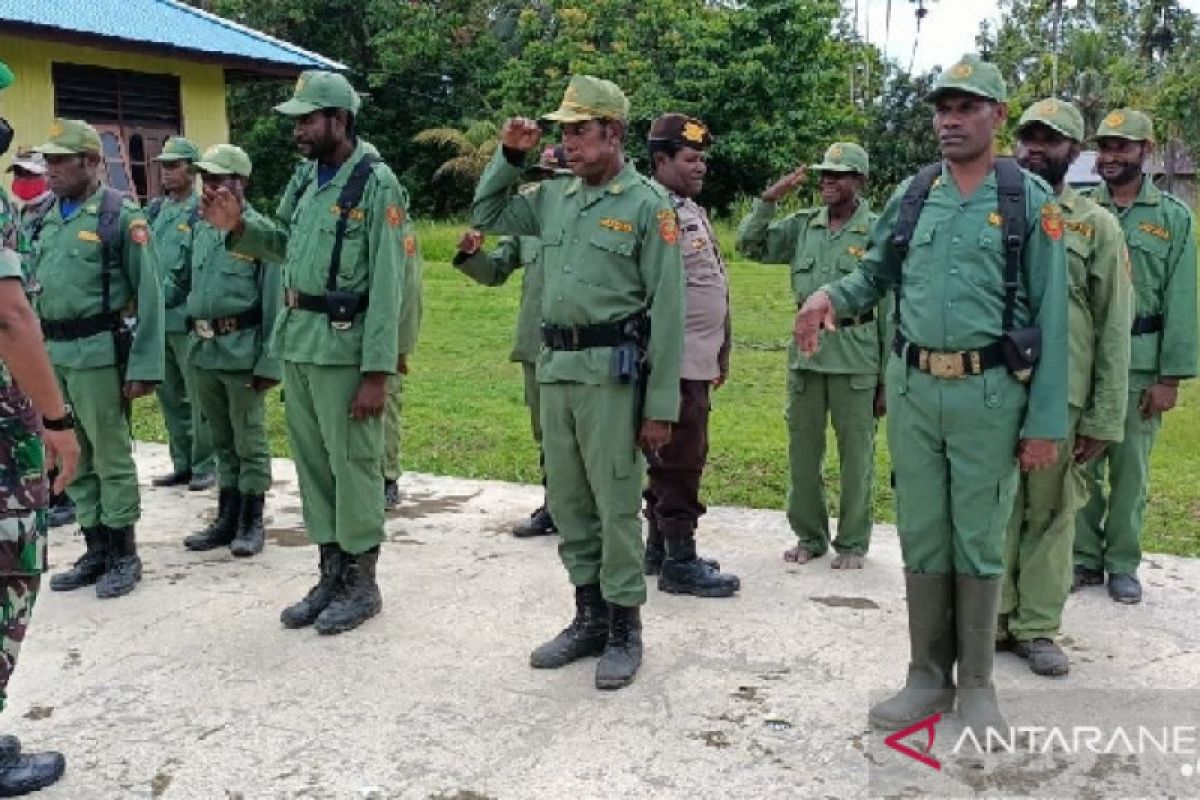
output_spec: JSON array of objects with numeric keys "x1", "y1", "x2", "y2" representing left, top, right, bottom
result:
[
  {"x1": 326, "y1": 154, "x2": 381, "y2": 292},
  {"x1": 145, "y1": 197, "x2": 165, "y2": 224},
  {"x1": 993, "y1": 157, "x2": 1027, "y2": 333},
  {"x1": 97, "y1": 188, "x2": 125, "y2": 316},
  {"x1": 188, "y1": 202, "x2": 202, "y2": 228},
  {"x1": 888, "y1": 162, "x2": 941, "y2": 333}
]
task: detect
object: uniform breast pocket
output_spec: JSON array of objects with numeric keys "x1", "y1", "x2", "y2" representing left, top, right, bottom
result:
[
  {"x1": 1128, "y1": 232, "x2": 1170, "y2": 289},
  {"x1": 901, "y1": 227, "x2": 937, "y2": 285},
  {"x1": 582, "y1": 232, "x2": 637, "y2": 288},
  {"x1": 790, "y1": 256, "x2": 817, "y2": 297},
  {"x1": 322, "y1": 215, "x2": 368, "y2": 284},
  {"x1": 1065, "y1": 236, "x2": 1090, "y2": 296},
  {"x1": 967, "y1": 228, "x2": 1007, "y2": 289}
]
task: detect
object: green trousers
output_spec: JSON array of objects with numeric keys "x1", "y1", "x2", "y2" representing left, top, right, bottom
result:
[
  {"x1": 383, "y1": 373, "x2": 404, "y2": 482},
  {"x1": 541, "y1": 381, "x2": 645, "y2": 607},
  {"x1": 887, "y1": 357, "x2": 1026, "y2": 577},
  {"x1": 192, "y1": 369, "x2": 272, "y2": 495},
  {"x1": 156, "y1": 331, "x2": 214, "y2": 475},
  {"x1": 785, "y1": 369, "x2": 877, "y2": 556},
  {"x1": 1076, "y1": 373, "x2": 1160, "y2": 575},
  {"x1": 54, "y1": 364, "x2": 140, "y2": 528},
  {"x1": 521, "y1": 361, "x2": 542, "y2": 444},
  {"x1": 1001, "y1": 406, "x2": 1082, "y2": 641},
  {"x1": 283, "y1": 362, "x2": 385, "y2": 554}
]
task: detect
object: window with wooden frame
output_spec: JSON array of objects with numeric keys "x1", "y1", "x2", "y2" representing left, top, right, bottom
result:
[{"x1": 52, "y1": 63, "x2": 182, "y2": 204}]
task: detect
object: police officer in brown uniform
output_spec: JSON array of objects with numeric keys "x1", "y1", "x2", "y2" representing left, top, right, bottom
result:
[{"x1": 643, "y1": 114, "x2": 739, "y2": 598}]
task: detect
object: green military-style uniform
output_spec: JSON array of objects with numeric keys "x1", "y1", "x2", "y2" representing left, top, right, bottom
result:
[
  {"x1": 149, "y1": 136, "x2": 215, "y2": 483},
  {"x1": 383, "y1": 222, "x2": 423, "y2": 492},
  {"x1": 819, "y1": 57, "x2": 1068, "y2": 735},
  {"x1": 1077, "y1": 110, "x2": 1198, "y2": 584},
  {"x1": 737, "y1": 142, "x2": 888, "y2": 561},
  {"x1": 1001, "y1": 100, "x2": 1133, "y2": 659}
]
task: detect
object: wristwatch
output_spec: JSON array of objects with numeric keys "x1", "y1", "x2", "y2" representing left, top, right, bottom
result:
[{"x1": 43, "y1": 405, "x2": 75, "y2": 431}]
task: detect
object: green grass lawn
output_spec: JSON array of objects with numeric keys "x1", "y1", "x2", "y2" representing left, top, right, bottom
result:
[{"x1": 132, "y1": 219, "x2": 1200, "y2": 558}]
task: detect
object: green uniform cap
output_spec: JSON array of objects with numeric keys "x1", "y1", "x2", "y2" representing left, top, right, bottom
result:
[
  {"x1": 34, "y1": 118, "x2": 102, "y2": 155},
  {"x1": 1096, "y1": 108, "x2": 1154, "y2": 142},
  {"x1": 154, "y1": 136, "x2": 201, "y2": 163},
  {"x1": 542, "y1": 75, "x2": 630, "y2": 123},
  {"x1": 274, "y1": 70, "x2": 362, "y2": 117},
  {"x1": 1017, "y1": 98, "x2": 1085, "y2": 142},
  {"x1": 927, "y1": 54, "x2": 1007, "y2": 103},
  {"x1": 194, "y1": 143, "x2": 252, "y2": 178},
  {"x1": 0, "y1": 61, "x2": 13, "y2": 91},
  {"x1": 810, "y1": 142, "x2": 869, "y2": 175}
]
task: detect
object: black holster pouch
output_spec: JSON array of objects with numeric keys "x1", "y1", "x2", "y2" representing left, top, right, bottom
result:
[
  {"x1": 325, "y1": 291, "x2": 365, "y2": 329},
  {"x1": 1002, "y1": 327, "x2": 1041, "y2": 383},
  {"x1": 612, "y1": 341, "x2": 642, "y2": 384}
]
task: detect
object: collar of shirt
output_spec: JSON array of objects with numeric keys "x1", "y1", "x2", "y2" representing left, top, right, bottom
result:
[
  {"x1": 937, "y1": 160, "x2": 999, "y2": 203},
  {"x1": 1058, "y1": 184, "x2": 1079, "y2": 213},
  {"x1": 810, "y1": 200, "x2": 871, "y2": 236},
  {"x1": 312, "y1": 139, "x2": 371, "y2": 194},
  {"x1": 1093, "y1": 175, "x2": 1161, "y2": 210},
  {"x1": 562, "y1": 160, "x2": 641, "y2": 204},
  {"x1": 56, "y1": 184, "x2": 106, "y2": 222}
]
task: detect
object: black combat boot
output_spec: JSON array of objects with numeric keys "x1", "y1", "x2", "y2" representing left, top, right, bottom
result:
[
  {"x1": 0, "y1": 735, "x2": 65, "y2": 797},
  {"x1": 95, "y1": 525, "x2": 142, "y2": 599},
  {"x1": 513, "y1": 504, "x2": 556, "y2": 538},
  {"x1": 530, "y1": 584, "x2": 609, "y2": 668},
  {"x1": 184, "y1": 488, "x2": 241, "y2": 551},
  {"x1": 48, "y1": 527, "x2": 107, "y2": 592},
  {"x1": 230, "y1": 493, "x2": 265, "y2": 557},
  {"x1": 384, "y1": 479, "x2": 401, "y2": 510},
  {"x1": 643, "y1": 515, "x2": 665, "y2": 575},
  {"x1": 314, "y1": 547, "x2": 383, "y2": 635},
  {"x1": 595, "y1": 604, "x2": 643, "y2": 690},
  {"x1": 281, "y1": 544, "x2": 345, "y2": 628},
  {"x1": 46, "y1": 493, "x2": 75, "y2": 529},
  {"x1": 658, "y1": 536, "x2": 740, "y2": 597},
  {"x1": 152, "y1": 469, "x2": 191, "y2": 488}
]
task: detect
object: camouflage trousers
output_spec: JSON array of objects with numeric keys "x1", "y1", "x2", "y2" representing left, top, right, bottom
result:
[{"x1": 0, "y1": 572, "x2": 40, "y2": 713}]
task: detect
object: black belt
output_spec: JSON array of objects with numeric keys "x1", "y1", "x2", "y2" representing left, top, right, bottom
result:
[
  {"x1": 41, "y1": 312, "x2": 120, "y2": 341},
  {"x1": 187, "y1": 306, "x2": 262, "y2": 339},
  {"x1": 893, "y1": 335, "x2": 1006, "y2": 378},
  {"x1": 542, "y1": 315, "x2": 645, "y2": 351},
  {"x1": 284, "y1": 289, "x2": 369, "y2": 314},
  {"x1": 1131, "y1": 314, "x2": 1163, "y2": 336},
  {"x1": 795, "y1": 305, "x2": 875, "y2": 327}
]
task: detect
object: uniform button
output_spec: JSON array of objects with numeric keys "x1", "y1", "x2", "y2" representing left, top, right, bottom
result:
[
  {"x1": 952, "y1": 236, "x2": 961, "y2": 244},
  {"x1": 563, "y1": 266, "x2": 571, "y2": 273},
  {"x1": 573, "y1": 237, "x2": 580, "y2": 244},
  {"x1": 949, "y1": 268, "x2": 958, "y2": 275},
  {"x1": 946, "y1": 301, "x2": 953, "y2": 308},
  {"x1": 958, "y1": 203, "x2": 966, "y2": 211}
]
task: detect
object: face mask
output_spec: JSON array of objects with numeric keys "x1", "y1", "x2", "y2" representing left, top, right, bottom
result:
[
  {"x1": 11, "y1": 176, "x2": 48, "y2": 202},
  {"x1": 0, "y1": 118, "x2": 13, "y2": 156}
]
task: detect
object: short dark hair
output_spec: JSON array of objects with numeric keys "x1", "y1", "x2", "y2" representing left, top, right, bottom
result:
[
  {"x1": 647, "y1": 139, "x2": 684, "y2": 163},
  {"x1": 322, "y1": 107, "x2": 356, "y2": 139}
]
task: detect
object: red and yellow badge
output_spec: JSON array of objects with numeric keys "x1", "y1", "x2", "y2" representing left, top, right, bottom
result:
[
  {"x1": 404, "y1": 234, "x2": 416, "y2": 257},
  {"x1": 386, "y1": 205, "x2": 406, "y2": 228},
  {"x1": 1040, "y1": 203, "x2": 1064, "y2": 241},
  {"x1": 130, "y1": 221, "x2": 150, "y2": 246},
  {"x1": 657, "y1": 209, "x2": 679, "y2": 246}
]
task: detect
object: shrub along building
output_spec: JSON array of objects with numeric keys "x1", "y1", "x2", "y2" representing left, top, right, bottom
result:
[{"x1": 0, "y1": 0, "x2": 341, "y2": 202}]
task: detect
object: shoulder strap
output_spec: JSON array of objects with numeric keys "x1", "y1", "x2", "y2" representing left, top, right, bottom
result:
[
  {"x1": 888, "y1": 162, "x2": 941, "y2": 335},
  {"x1": 97, "y1": 188, "x2": 125, "y2": 315},
  {"x1": 326, "y1": 154, "x2": 381, "y2": 292},
  {"x1": 189, "y1": 202, "x2": 202, "y2": 228},
  {"x1": 145, "y1": 197, "x2": 164, "y2": 224},
  {"x1": 994, "y1": 157, "x2": 1027, "y2": 332}
]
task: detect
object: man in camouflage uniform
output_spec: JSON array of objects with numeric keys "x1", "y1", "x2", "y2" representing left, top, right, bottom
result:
[
  {"x1": 452, "y1": 145, "x2": 570, "y2": 537},
  {"x1": 472, "y1": 75, "x2": 685, "y2": 690},
  {"x1": 148, "y1": 136, "x2": 216, "y2": 492},
  {"x1": 0, "y1": 57, "x2": 78, "y2": 796}
]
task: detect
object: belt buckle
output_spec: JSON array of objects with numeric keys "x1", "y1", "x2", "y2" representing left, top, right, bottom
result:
[
  {"x1": 194, "y1": 319, "x2": 215, "y2": 340},
  {"x1": 927, "y1": 351, "x2": 964, "y2": 379},
  {"x1": 284, "y1": 288, "x2": 299, "y2": 309},
  {"x1": 330, "y1": 321, "x2": 352, "y2": 331}
]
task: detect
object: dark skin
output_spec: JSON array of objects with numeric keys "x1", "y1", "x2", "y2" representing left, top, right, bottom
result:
[
  {"x1": 197, "y1": 171, "x2": 280, "y2": 394},
  {"x1": 45, "y1": 152, "x2": 157, "y2": 400},
  {"x1": 160, "y1": 159, "x2": 193, "y2": 201},
  {"x1": 797, "y1": 93, "x2": 1057, "y2": 471},
  {"x1": 501, "y1": 115, "x2": 671, "y2": 452},
  {"x1": 1017, "y1": 125, "x2": 1109, "y2": 465},
  {"x1": 1096, "y1": 136, "x2": 1181, "y2": 420}
]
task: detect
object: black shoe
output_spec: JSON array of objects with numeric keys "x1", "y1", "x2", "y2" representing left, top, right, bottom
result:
[
  {"x1": 46, "y1": 500, "x2": 75, "y2": 529},
  {"x1": 184, "y1": 488, "x2": 241, "y2": 551},
  {"x1": 281, "y1": 544, "x2": 345, "y2": 628},
  {"x1": 384, "y1": 479, "x2": 401, "y2": 510},
  {"x1": 49, "y1": 527, "x2": 107, "y2": 592},
  {"x1": 644, "y1": 538, "x2": 665, "y2": 576},
  {"x1": 230, "y1": 493, "x2": 265, "y2": 557},
  {"x1": 1107, "y1": 572, "x2": 1142, "y2": 604},
  {"x1": 188, "y1": 472, "x2": 216, "y2": 492},
  {"x1": 0, "y1": 735, "x2": 65, "y2": 797},
  {"x1": 595, "y1": 604, "x2": 643, "y2": 690},
  {"x1": 530, "y1": 584, "x2": 609, "y2": 668},
  {"x1": 96, "y1": 525, "x2": 142, "y2": 599},
  {"x1": 513, "y1": 506, "x2": 556, "y2": 538},
  {"x1": 1012, "y1": 638, "x2": 1070, "y2": 677},
  {"x1": 315, "y1": 547, "x2": 383, "y2": 635},
  {"x1": 152, "y1": 470, "x2": 192, "y2": 488},
  {"x1": 657, "y1": 537, "x2": 739, "y2": 596},
  {"x1": 1071, "y1": 564, "x2": 1104, "y2": 592}
]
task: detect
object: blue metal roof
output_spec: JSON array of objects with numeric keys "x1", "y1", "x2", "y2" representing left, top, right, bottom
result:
[{"x1": 0, "y1": 0, "x2": 344, "y2": 72}]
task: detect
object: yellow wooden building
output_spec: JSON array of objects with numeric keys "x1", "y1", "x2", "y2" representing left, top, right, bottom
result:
[{"x1": 0, "y1": 0, "x2": 341, "y2": 201}]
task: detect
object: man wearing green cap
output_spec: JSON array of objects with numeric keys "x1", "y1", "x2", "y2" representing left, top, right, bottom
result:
[
  {"x1": 32, "y1": 118, "x2": 165, "y2": 600},
  {"x1": 796, "y1": 54, "x2": 1068, "y2": 738},
  {"x1": 164, "y1": 144, "x2": 281, "y2": 557},
  {"x1": 202, "y1": 70, "x2": 407, "y2": 635},
  {"x1": 738, "y1": 141, "x2": 887, "y2": 572},
  {"x1": 472, "y1": 75, "x2": 685, "y2": 690},
  {"x1": 1075, "y1": 108, "x2": 1197, "y2": 605},
  {"x1": 147, "y1": 136, "x2": 216, "y2": 492},
  {"x1": 1000, "y1": 99, "x2": 1132, "y2": 676}
]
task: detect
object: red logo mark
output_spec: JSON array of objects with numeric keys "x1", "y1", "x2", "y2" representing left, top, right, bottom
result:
[{"x1": 884, "y1": 712, "x2": 942, "y2": 771}]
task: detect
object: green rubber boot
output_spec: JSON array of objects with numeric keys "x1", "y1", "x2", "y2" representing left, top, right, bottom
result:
[{"x1": 955, "y1": 575, "x2": 1008, "y2": 745}]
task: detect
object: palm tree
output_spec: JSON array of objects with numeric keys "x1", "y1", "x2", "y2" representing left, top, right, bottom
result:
[{"x1": 412, "y1": 120, "x2": 500, "y2": 182}]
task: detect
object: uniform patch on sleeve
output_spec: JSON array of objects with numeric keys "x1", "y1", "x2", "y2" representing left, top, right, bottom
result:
[
  {"x1": 386, "y1": 206, "x2": 406, "y2": 227},
  {"x1": 130, "y1": 222, "x2": 150, "y2": 246},
  {"x1": 657, "y1": 209, "x2": 678, "y2": 246},
  {"x1": 404, "y1": 234, "x2": 416, "y2": 257},
  {"x1": 1040, "y1": 203, "x2": 1064, "y2": 241},
  {"x1": 1138, "y1": 222, "x2": 1170, "y2": 240}
]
